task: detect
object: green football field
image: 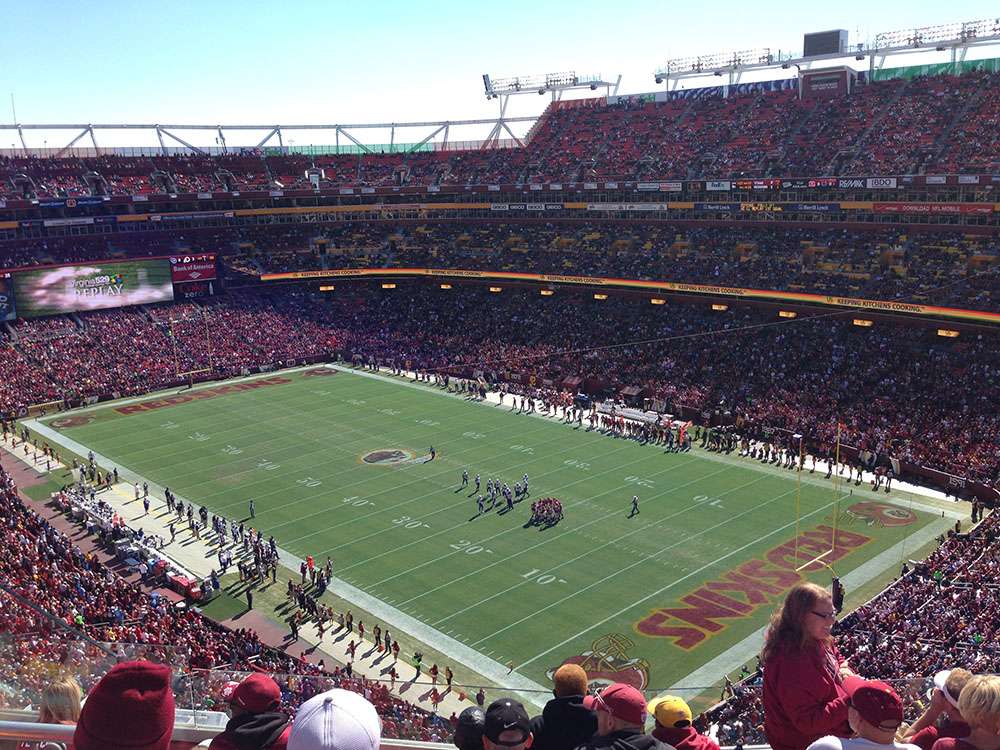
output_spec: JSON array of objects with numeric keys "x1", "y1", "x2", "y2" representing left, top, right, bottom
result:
[{"x1": 40, "y1": 365, "x2": 940, "y2": 692}]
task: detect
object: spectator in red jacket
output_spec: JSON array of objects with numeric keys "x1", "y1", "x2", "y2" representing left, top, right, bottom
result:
[
  {"x1": 932, "y1": 675, "x2": 1000, "y2": 750},
  {"x1": 904, "y1": 669, "x2": 973, "y2": 750},
  {"x1": 762, "y1": 582, "x2": 854, "y2": 750},
  {"x1": 648, "y1": 694, "x2": 720, "y2": 750},
  {"x1": 209, "y1": 673, "x2": 290, "y2": 750}
]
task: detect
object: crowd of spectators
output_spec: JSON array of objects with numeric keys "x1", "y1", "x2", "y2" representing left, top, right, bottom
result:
[
  {"x1": 2, "y1": 288, "x2": 998, "y2": 483},
  {"x1": 708, "y1": 509, "x2": 1000, "y2": 747},
  {"x1": 4, "y1": 221, "x2": 993, "y2": 312},
  {"x1": 0, "y1": 463, "x2": 452, "y2": 742},
  {"x1": 2, "y1": 70, "x2": 998, "y2": 200}
]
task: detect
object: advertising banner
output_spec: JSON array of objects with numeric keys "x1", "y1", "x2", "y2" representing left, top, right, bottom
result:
[
  {"x1": 873, "y1": 202, "x2": 993, "y2": 215},
  {"x1": 705, "y1": 180, "x2": 731, "y2": 191},
  {"x1": 14, "y1": 259, "x2": 174, "y2": 317},
  {"x1": 866, "y1": 177, "x2": 897, "y2": 189},
  {"x1": 169, "y1": 254, "x2": 218, "y2": 283}
]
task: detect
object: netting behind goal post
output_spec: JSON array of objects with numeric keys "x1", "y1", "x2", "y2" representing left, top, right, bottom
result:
[{"x1": 167, "y1": 308, "x2": 215, "y2": 384}]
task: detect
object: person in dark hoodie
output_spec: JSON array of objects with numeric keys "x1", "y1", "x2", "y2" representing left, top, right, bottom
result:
[
  {"x1": 577, "y1": 683, "x2": 672, "y2": 750},
  {"x1": 530, "y1": 664, "x2": 598, "y2": 750},
  {"x1": 210, "y1": 673, "x2": 291, "y2": 750},
  {"x1": 648, "y1": 695, "x2": 719, "y2": 750}
]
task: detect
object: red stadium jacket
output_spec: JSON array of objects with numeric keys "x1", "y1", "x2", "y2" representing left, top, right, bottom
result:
[
  {"x1": 931, "y1": 739, "x2": 977, "y2": 750},
  {"x1": 208, "y1": 722, "x2": 290, "y2": 750},
  {"x1": 652, "y1": 725, "x2": 721, "y2": 750},
  {"x1": 910, "y1": 723, "x2": 971, "y2": 750},
  {"x1": 763, "y1": 642, "x2": 851, "y2": 750}
]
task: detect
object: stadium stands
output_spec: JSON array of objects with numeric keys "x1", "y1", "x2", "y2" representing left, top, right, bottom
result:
[
  {"x1": 2, "y1": 290, "x2": 998, "y2": 484},
  {"x1": 3, "y1": 70, "x2": 1000, "y2": 199}
]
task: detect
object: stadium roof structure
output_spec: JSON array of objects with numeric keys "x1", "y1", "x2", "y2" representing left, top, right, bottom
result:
[
  {"x1": 0, "y1": 116, "x2": 546, "y2": 158},
  {"x1": 654, "y1": 17, "x2": 1000, "y2": 89}
]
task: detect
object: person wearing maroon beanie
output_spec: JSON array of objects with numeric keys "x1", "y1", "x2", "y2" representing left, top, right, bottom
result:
[
  {"x1": 73, "y1": 660, "x2": 175, "y2": 750},
  {"x1": 762, "y1": 583, "x2": 854, "y2": 750},
  {"x1": 210, "y1": 673, "x2": 290, "y2": 750}
]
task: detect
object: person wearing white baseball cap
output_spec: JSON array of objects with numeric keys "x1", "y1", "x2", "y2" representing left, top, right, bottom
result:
[
  {"x1": 903, "y1": 669, "x2": 972, "y2": 750},
  {"x1": 287, "y1": 688, "x2": 381, "y2": 750}
]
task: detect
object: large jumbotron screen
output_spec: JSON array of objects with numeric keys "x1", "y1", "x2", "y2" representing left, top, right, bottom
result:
[{"x1": 14, "y1": 259, "x2": 175, "y2": 317}]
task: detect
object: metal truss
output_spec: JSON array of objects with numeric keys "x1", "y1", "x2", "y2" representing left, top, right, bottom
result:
[{"x1": 0, "y1": 116, "x2": 541, "y2": 156}]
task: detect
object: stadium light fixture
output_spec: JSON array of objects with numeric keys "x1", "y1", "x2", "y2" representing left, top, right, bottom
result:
[
  {"x1": 937, "y1": 328, "x2": 960, "y2": 338},
  {"x1": 779, "y1": 310, "x2": 797, "y2": 318},
  {"x1": 482, "y1": 71, "x2": 617, "y2": 101},
  {"x1": 319, "y1": 285, "x2": 335, "y2": 292},
  {"x1": 593, "y1": 293, "x2": 609, "y2": 300},
  {"x1": 439, "y1": 283, "x2": 453, "y2": 290},
  {"x1": 712, "y1": 304, "x2": 728, "y2": 311},
  {"x1": 381, "y1": 283, "x2": 397, "y2": 289},
  {"x1": 650, "y1": 298, "x2": 667, "y2": 305},
  {"x1": 489, "y1": 286, "x2": 502, "y2": 293},
  {"x1": 540, "y1": 289, "x2": 555, "y2": 296},
  {"x1": 853, "y1": 319, "x2": 874, "y2": 327}
]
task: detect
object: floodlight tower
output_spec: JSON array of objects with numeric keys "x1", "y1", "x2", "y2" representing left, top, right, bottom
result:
[{"x1": 479, "y1": 71, "x2": 621, "y2": 147}]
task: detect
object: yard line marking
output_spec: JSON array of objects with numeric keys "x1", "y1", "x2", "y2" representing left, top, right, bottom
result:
[
  {"x1": 393, "y1": 466, "x2": 768, "y2": 611},
  {"x1": 335, "y1": 445, "x2": 724, "y2": 576},
  {"x1": 427, "y1": 471, "x2": 773, "y2": 625},
  {"x1": 511, "y1": 491, "x2": 854, "y2": 669}
]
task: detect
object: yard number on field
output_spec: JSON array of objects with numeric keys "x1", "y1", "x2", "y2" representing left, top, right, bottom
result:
[
  {"x1": 462, "y1": 432, "x2": 486, "y2": 440},
  {"x1": 624, "y1": 475, "x2": 655, "y2": 488},
  {"x1": 342, "y1": 496, "x2": 373, "y2": 507},
  {"x1": 189, "y1": 432, "x2": 210, "y2": 442},
  {"x1": 392, "y1": 515, "x2": 430, "y2": 530},
  {"x1": 521, "y1": 568, "x2": 567, "y2": 585},
  {"x1": 693, "y1": 494, "x2": 725, "y2": 508},
  {"x1": 509, "y1": 444, "x2": 534, "y2": 454},
  {"x1": 222, "y1": 445, "x2": 243, "y2": 455},
  {"x1": 449, "y1": 539, "x2": 495, "y2": 555},
  {"x1": 297, "y1": 476, "x2": 322, "y2": 488}
]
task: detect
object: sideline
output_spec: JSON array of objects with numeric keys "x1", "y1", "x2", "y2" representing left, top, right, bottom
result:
[{"x1": 23, "y1": 416, "x2": 551, "y2": 710}]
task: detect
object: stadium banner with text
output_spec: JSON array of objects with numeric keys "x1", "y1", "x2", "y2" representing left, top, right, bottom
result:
[
  {"x1": 258, "y1": 267, "x2": 1000, "y2": 324},
  {"x1": 14, "y1": 259, "x2": 174, "y2": 318},
  {"x1": 0, "y1": 273, "x2": 15, "y2": 321},
  {"x1": 169, "y1": 254, "x2": 218, "y2": 283},
  {"x1": 873, "y1": 202, "x2": 994, "y2": 215}
]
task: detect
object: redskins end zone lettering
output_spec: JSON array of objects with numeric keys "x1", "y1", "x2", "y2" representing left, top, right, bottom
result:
[
  {"x1": 115, "y1": 376, "x2": 293, "y2": 415},
  {"x1": 634, "y1": 525, "x2": 872, "y2": 649}
]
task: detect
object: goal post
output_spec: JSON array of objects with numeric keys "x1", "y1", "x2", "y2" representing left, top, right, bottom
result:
[
  {"x1": 167, "y1": 308, "x2": 215, "y2": 381},
  {"x1": 794, "y1": 423, "x2": 844, "y2": 574}
]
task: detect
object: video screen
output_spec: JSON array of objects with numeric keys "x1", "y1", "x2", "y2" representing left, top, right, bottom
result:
[
  {"x1": 0, "y1": 274, "x2": 15, "y2": 321},
  {"x1": 14, "y1": 259, "x2": 175, "y2": 317}
]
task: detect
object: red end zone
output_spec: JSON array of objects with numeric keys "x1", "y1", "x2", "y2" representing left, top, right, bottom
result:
[{"x1": 114, "y1": 375, "x2": 293, "y2": 415}]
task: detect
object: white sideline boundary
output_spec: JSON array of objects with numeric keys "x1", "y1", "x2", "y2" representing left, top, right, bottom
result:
[
  {"x1": 663, "y1": 516, "x2": 954, "y2": 699},
  {"x1": 21, "y1": 363, "x2": 970, "y2": 706},
  {"x1": 23, "y1": 413, "x2": 552, "y2": 711}
]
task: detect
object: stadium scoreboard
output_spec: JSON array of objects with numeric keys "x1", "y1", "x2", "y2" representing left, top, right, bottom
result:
[{"x1": 9, "y1": 254, "x2": 219, "y2": 318}]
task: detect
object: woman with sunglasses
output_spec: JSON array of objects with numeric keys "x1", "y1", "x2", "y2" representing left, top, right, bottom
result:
[{"x1": 762, "y1": 581, "x2": 857, "y2": 750}]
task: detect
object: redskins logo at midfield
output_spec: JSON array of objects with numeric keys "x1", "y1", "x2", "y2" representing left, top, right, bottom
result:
[
  {"x1": 362, "y1": 449, "x2": 415, "y2": 465},
  {"x1": 847, "y1": 501, "x2": 917, "y2": 527}
]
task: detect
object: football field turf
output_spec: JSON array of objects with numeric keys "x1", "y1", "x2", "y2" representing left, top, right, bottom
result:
[{"x1": 41, "y1": 366, "x2": 940, "y2": 692}]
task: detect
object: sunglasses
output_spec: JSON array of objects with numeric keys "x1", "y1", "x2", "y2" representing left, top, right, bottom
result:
[{"x1": 812, "y1": 610, "x2": 837, "y2": 620}]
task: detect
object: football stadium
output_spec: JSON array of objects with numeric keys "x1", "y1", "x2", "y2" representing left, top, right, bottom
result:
[{"x1": 0, "y1": 5, "x2": 998, "y2": 750}]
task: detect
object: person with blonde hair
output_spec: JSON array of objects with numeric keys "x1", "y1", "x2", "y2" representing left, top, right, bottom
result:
[
  {"x1": 932, "y1": 675, "x2": 1000, "y2": 750},
  {"x1": 32, "y1": 677, "x2": 82, "y2": 750},
  {"x1": 763, "y1": 581, "x2": 855, "y2": 750},
  {"x1": 904, "y1": 669, "x2": 973, "y2": 750}
]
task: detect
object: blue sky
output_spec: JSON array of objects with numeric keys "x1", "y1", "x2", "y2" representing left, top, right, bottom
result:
[{"x1": 1, "y1": 0, "x2": 998, "y2": 147}]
